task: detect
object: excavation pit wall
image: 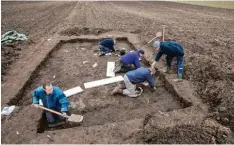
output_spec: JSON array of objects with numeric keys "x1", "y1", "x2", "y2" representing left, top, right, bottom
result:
[{"x1": 1, "y1": 33, "x2": 206, "y2": 142}]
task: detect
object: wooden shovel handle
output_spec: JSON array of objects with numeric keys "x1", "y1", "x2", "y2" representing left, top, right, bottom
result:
[
  {"x1": 147, "y1": 32, "x2": 163, "y2": 44},
  {"x1": 147, "y1": 37, "x2": 157, "y2": 44},
  {"x1": 38, "y1": 105, "x2": 65, "y2": 118},
  {"x1": 163, "y1": 25, "x2": 165, "y2": 41}
]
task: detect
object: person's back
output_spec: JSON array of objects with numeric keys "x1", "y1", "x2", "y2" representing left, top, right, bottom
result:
[
  {"x1": 161, "y1": 41, "x2": 184, "y2": 56},
  {"x1": 100, "y1": 39, "x2": 115, "y2": 51},
  {"x1": 121, "y1": 51, "x2": 139, "y2": 64},
  {"x1": 114, "y1": 50, "x2": 145, "y2": 73},
  {"x1": 121, "y1": 51, "x2": 142, "y2": 69},
  {"x1": 126, "y1": 67, "x2": 149, "y2": 83}
]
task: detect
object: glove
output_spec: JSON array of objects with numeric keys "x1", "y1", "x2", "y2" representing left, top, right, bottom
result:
[
  {"x1": 143, "y1": 82, "x2": 149, "y2": 86},
  {"x1": 31, "y1": 104, "x2": 39, "y2": 108}
]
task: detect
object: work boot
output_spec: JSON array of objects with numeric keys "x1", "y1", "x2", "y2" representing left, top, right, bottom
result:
[
  {"x1": 165, "y1": 66, "x2": 172, "y2": 74},
  {"x1": 48, "y1": 120, "x2": 66, "y2": 128},
  {"x1": 48, "y1": 123, "x2": 57, "y2": 128},
  {"x1": 128, "y1": 87, "x2": 143, "y2": 98},
  {"x1": 136, "y1": 87, "x2": 143, "y2": 94},
  {"x1": 173, "y1": 73, "x2": 183, "y2": 82}
]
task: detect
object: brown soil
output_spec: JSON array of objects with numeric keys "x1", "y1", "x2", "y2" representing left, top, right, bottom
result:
[
  {"x1": 1, "y1": 1, "x2": 234, "y2": 143},
  {"x1": 1, "y1": 40, "x2": 182, "y2": 143},
  {"x1": 137, "y1": 124, "x2": 234, "y2": 144},
  {"x1": 1, "y1": 40, "x2": 36, "y2": 82},
  {"x1": 59, "y1": 27, "x2": 112, "y2": 36},
  {"x1": 1, "y1": 43, "x2": 22, "y2": 80}
]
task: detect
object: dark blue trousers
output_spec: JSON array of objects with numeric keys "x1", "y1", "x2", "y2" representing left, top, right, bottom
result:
[
  {"x1": 166, "y1": 55, "x2": 184, "y2": 74},
  {"x1": 45, "y1": 110, "x2": 64, "y2": 123},
  {"x1": 99, "y1": 45, "x2": 112, "y2": 54}
]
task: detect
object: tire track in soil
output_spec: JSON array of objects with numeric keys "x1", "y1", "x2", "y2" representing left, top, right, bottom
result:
[
  {"x1": 58, "y1": 1, "x2": 80, "y2": 31},
  {"x1": 86, "y1": 2, "x2": 99, "y2": 28},
  {"x1": 67, "y1": 2, "x2": 87, "y2": 28},
  {"x1": 88, "y1": 2, "x2": 113, "y2": 29},
  {"x1": 29, "y1": 2, "x2": 78, "y2": 39},
  {"x1": 2, "y1": 2, "x2": 76, "y2": 39}
]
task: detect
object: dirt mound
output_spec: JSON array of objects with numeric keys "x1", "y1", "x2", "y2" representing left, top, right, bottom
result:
[
  {"x1": 136, "y1": 124, "x2": 233, "y2": 144},
  {"x1": 184, "y1": 54, "x2": 234, "y2": 131},
  {"x1": 184, "y1": 55, "x2": 233, "y2": 105},
  {"x1": 59, "y1": 27, "x2": 112, "y2": 36},
  {"x1": 211, "y1": 104, "x2": 234, "y2": 132}
]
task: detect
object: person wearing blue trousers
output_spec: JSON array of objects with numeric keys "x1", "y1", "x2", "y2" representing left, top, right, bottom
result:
[
  {"x1": 151, "y1": 41, "x2": 184, "y2": 81},
  {"x1": 32, "y1": 80, "x2": 70, "y2": 127}
]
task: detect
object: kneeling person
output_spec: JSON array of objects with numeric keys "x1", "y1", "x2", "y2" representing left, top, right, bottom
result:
[
  {"x1": 32, "y1": 80, "x2": 70, "y2": 127},
  {"x1": 112, "y1": 67, "x2": 156, "y2": 97},
  {"x1": 99, "y1": 38, "x2": 116, "y2": 56},
  {"x1": 115, "y1": 50, "x2": 145, "y2": 73}
]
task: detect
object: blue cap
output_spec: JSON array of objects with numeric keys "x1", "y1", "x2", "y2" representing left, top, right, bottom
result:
[
  {"x1": 138, "y1": 49, "x2": 145, "y2": 54},
  {"x1": 153, "y1": 41, "x2": 160, "y2": 48}
]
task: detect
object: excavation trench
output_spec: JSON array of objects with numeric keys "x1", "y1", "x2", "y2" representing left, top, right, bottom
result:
[{"x1": 5, "y1": 37, "x2": 188, "y2": 133}]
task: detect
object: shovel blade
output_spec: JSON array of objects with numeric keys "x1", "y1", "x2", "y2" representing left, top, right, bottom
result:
[
  {"x1": 67, "y1": 114, "x2": 83, "y2": 123},
  {"x1": 156, "y1": 32, "x2": 162, "y2": 38}
]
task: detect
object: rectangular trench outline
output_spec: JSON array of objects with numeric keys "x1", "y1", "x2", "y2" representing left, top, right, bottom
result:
[
  {"x1": 5, "y1": 35, "x2": 195, "y2": 133},
  {"x1": 8, "y1": 36, "x2": 193, "y2": 108}
]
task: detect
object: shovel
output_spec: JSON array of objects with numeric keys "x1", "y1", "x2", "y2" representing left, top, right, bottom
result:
[
  {"x1": 138, "y1": 31, "x2": 162, "y2": 49},
  {"x1": 162, "y1": 25, "x2": 165, "y2": 41},
  {"x1": 38, "y1": 105, "x2": 83, "y2": 123},
  {"x1": 147, "y1": 31, "x2": 162, "y2": 44}
]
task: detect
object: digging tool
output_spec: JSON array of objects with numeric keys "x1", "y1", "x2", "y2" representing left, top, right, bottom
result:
[
  {"x1": 137, "y1": 31, "x2": 162, "y2": 49},
  {"x1": 147, "y1": 31, "x2": 162, "y2": 44},
  {"x1": 162, "y1": 25, "x2": 165, "y2": 41},
  {"x1": 38, "y1": 105, "x2": 83, "y2": 123}
]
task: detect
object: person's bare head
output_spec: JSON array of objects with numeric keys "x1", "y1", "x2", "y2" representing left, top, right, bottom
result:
[{"x1": 42, "y1": 80, "x2": 53, "y2": 95}]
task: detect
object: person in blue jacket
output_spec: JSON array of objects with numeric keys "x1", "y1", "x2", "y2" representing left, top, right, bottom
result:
[
  {"x1": 111, "y1": 67, "x2": 156, "y2": 97},
  {"x1": 99, "y1": 38, "x2": 116, "y2": 56},
  {"x1": 151, "y1": 41, "x2": 184, "y2": 81},
  {"x1": 114, "y1": 50, "x2": 145, "y2": 73},
  {"x1": 31, "y1": 80, "x2": 70, "y2": 127}
]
